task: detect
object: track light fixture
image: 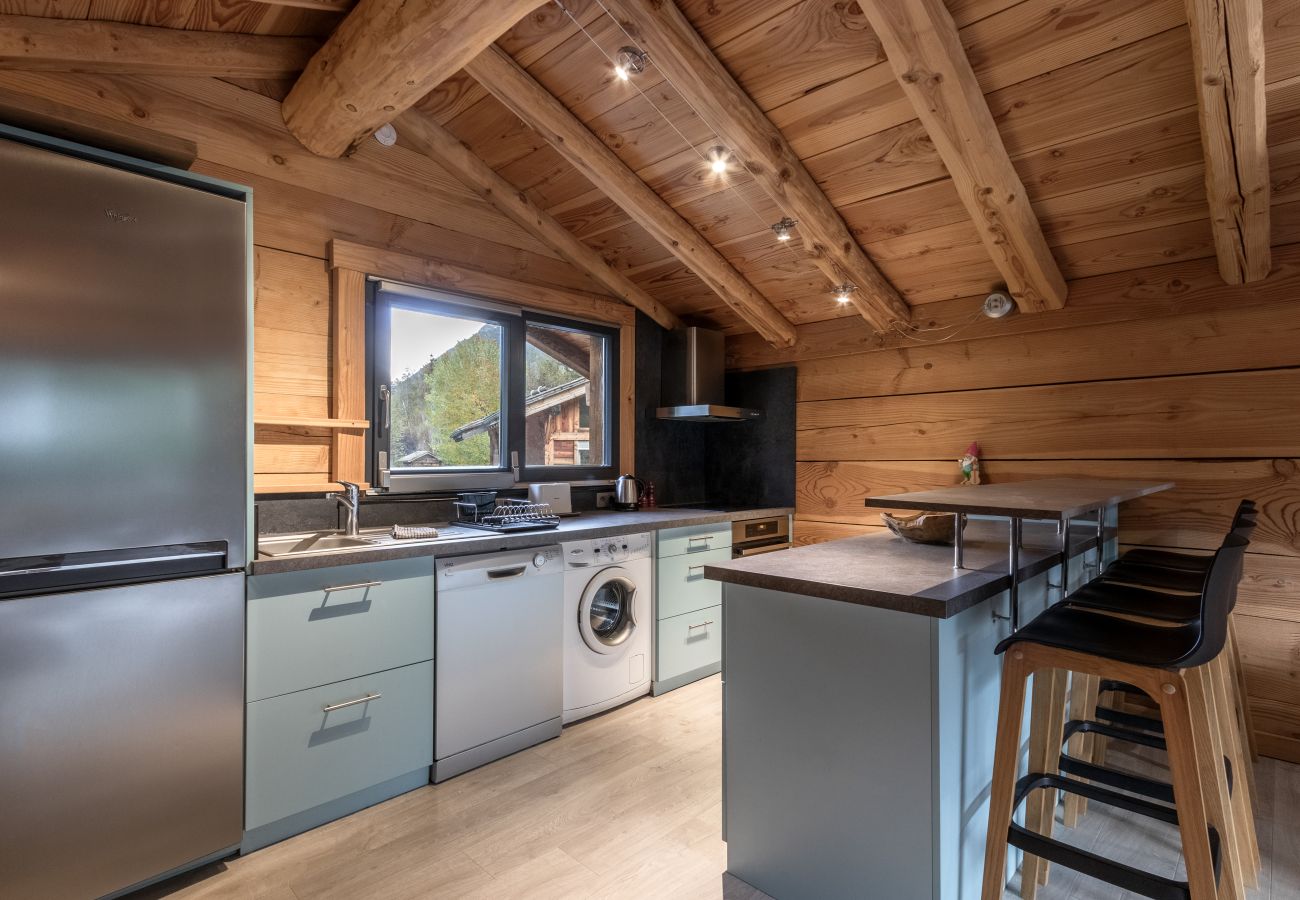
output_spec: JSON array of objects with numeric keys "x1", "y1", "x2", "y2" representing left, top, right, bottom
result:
[
  {"x1": 614, "y1": 46, "x2": 648, "y2": 81},
  {"x1": 707, "y1": 146, "x2": 731, "y2": 175},
  {"x1": 770, "y1": 217, "x2": 798, "y2": 242},
  {"x1": 832, "y1": 283, "x2": 858, "y2": 304}
]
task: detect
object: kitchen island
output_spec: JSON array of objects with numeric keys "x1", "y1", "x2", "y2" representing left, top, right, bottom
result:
[{"x1": 704, "y1": 516, "x2": 1117, "y2": 900}]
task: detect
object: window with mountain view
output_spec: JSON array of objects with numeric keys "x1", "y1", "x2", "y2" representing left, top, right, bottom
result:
[{"x1": 370, "y1": 284, "x2": 619, "y2": 491}]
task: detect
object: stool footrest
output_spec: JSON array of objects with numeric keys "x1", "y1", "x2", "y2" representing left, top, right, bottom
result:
[
  {"x1": 1064, "y1": 716, "x2": 1166, "y2": 752},
  {"x1": 1059, "y1": 753, "x2": 1175, "y2": 805},
  {"x1": 1099, "y1": 679, "x2": 1151, "y2": 698},
  {"x1": 1009, "y1": 772, "x2": 1220, "y2": 900},
  {"x1": 1095, "y1": 704, "x2": 1165, "y2": 735},
  {"x1": 1060, "y1": 720, "x2": 1234, "y2": 797}
]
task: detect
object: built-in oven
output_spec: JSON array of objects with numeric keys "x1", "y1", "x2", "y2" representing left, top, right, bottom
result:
[{"x1": 731, "y1": 515, "x2": 791, "y2": 558}]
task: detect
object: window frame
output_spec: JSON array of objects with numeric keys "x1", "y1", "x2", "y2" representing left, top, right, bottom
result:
[
  {"x1": 366, "y1": 280, "x2": 620, "y2": 494},
  {"x1": 518, "y1": 310, "x2": 620, "y2": 485}
]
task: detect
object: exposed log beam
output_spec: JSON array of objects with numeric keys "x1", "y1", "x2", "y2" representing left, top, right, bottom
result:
[
  {"x1": 396, "y1": 110, "x2": 684, "y2": 332},
  {"x1": 603, "y1": 0, "x2": 910, "y2": 332},
  {"x1": 859, "y1": 0, "x2": 1067, "y2": 312},
  {"x1": 1184, "y1": 0, "x2": 1271, "y2": 283},
  {"x1": 282, "y1": 0, "x2": 547, "y2": 158},
  {"x1": 251, "y1": 0, "x2": 351, "y2": 11},
  {"x1": 465, "y1": 44, "x2": 797, "y2": 347},
  {"x1": 0, "y1": 14, "x2": 317, "y2": 78}
]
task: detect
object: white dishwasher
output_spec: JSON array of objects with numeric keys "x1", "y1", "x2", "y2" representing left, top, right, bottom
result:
[{"x1": 434, "y1": 545, "x2": 563, "y2": 783}]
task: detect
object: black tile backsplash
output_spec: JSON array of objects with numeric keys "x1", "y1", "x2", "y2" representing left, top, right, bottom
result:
[{"x1": 634, "y1": 312, "x2": 794, "y2": 510}]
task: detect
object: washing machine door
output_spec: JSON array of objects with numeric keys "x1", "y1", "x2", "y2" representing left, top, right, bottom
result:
[{"x1": 578, "y1": 566, "x2": 637, "y2": 655}]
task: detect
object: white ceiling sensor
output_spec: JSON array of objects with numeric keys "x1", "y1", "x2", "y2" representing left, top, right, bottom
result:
[
  {"x1": 982, "y1": 291, "x2": 1016, "y2": 319},
  {"x1": 373, "y1": 124, "x2": 398, "y2": 147}
]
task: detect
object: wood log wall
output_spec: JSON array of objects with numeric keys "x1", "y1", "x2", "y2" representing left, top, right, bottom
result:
[
  {"x1": 730, "y1": 246, "x2": 1300, "y2": 764},
  {"x1": 0, "y1": 70, "x2": 619, "y2": 494}
]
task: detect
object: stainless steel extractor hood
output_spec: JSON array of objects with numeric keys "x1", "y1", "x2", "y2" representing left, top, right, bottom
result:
[{"x1": 656, "y1": 326, "x2": 762, "y2": 422}]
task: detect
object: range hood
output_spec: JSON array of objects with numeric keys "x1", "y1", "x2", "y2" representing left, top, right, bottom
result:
[{"x1": 656, "y1": 327, "x2": 762, "y2": 422}]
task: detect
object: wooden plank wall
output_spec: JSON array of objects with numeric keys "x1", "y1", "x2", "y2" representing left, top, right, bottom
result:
[
  {"x1": 0, "y1": 70, "x2": 609, "y2": 494},
  {"x1": 730, "y1": 247, "x2": 1300, "y2": 764}
]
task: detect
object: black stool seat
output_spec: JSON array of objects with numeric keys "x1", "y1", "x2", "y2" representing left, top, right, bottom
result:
[
  {"x1": 1062, "y1": 580, "x2": 1198, "y2": 624},
  {"x1": 1114, "y1": 547, "x2": 1216, "y2": 573},
  {"x1": 994, "y1": 604, "x2": 1202, "y2": 668},
  {"x1": 1102, "y1": 562, "x2": 1205, "y2": 595}
]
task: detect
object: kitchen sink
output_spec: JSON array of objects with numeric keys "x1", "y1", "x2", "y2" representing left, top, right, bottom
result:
[
  {"x1": 256, "y1": 525, "x2": 480, "y2": 558},
  {"x1": 257, "y1": 531, "x2": 379, "y2": 557}
]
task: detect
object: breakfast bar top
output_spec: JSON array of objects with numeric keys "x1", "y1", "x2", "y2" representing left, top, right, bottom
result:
[{"x1": 863, "y1": 476, "x2": 1174, "y2": 520}]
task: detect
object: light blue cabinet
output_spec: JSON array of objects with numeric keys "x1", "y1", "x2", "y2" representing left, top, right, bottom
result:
[
  {"x1": 245, "y1": 661, "x2": 434, "y2": 831},
  {"x1": 657, "y1": 606, "x2": 722, "y2": 686},
  {"x1": 657, "y1": 547, "x2": 730, "y2": 620},
  {"x1": 247, "y1": 556, "x2": 435, "y2": 701},
  {"x1": 243, "y1": 556, "x2": 436, "y2": 852},
  {"x1": 656, "y1": 523, "x2": 731, "y2": 558},
  {"x1": 654, "y1": 524, "x2": 731, "y2": 694}
]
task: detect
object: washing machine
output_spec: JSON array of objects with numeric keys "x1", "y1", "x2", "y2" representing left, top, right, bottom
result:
[{"x1": 561, "y1": 532, "x2": 654, "y2": 723}]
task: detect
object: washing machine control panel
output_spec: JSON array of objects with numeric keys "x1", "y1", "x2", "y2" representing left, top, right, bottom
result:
[{"x1": 563, "y1": 532, "x2": 653, "y2": 568}]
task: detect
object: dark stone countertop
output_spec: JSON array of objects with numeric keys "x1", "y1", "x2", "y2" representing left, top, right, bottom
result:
[
  {"x1": 250, "y1": 507, "x2": 793, "y2": 576},
  {"x1": 703, "y1": 520, "x2": 1111, "y2": 619}
]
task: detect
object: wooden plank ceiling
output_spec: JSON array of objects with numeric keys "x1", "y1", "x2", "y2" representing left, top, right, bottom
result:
[{"x1": 4, "y1": 0, "x2": 1297, "y2": 339}]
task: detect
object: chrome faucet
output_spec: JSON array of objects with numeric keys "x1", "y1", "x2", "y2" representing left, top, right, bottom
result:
[{"x1": 332, "y1": 481, "x2": 362, "y2": 536}]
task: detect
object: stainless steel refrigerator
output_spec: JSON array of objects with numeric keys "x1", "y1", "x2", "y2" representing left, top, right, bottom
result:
[{"x1": 0, "y1": 129, "x2": 248, "y2": 898}]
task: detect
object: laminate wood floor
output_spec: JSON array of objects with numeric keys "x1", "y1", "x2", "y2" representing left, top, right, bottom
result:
[{"x1": 138, "y1": 675, "x2": 1297, "y2": 900}]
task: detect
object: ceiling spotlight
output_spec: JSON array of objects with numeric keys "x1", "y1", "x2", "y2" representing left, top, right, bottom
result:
[
  {"x1": 832, "y1": 283, "x2": 858, "y2": 305},
  {"x1": 614, "y1": 46, "x2": 648, "y2": 81},
  {"x1": 981, "y1": 290, "x2": 1016, "y2": 319},
  {"x1": 707, "y1": 146, "x2": 730, "y2": 175},
  {"x1": 770, "y1": 217, "x2": 798, "y2": 242}
]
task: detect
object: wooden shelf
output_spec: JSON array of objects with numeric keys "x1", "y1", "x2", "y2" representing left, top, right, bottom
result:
[
  {"x1": 254, "y1": 416, "x2": 370, "y2": 430},
  {"x1": 253, "y1": 480, "x2": 371, "y2": 495}
]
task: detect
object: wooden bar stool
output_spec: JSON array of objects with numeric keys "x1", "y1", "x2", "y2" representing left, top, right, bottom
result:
[
  {"x1": 981, "y1": 535, "x2": 1250, "y2": 900},
  {"x1": 1057, "y1": 504, "x2": 1259, "y2": 830}
]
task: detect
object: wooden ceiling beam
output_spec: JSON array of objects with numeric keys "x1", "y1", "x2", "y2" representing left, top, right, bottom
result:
[
  {"x1": 0, "y1": 15, "x2": 317, "y2": 78},
  {"x1": 603, "y1": 0, "x2": 910, "y2": 333},
  {"x1": 249, "y1": 0, "x2": 351, "y2": 11},
  {"x1": 282, "y1": 0, "x2": 547, "y2": 158},
  {"x1": 857, "y1": 0, "x2": 1067, "y2": 313},
  {"x1": 465, "y1": 44, "x2": 797, "y2": 348},
  {"x1": 395, "y1": 110, "x2": 684, "y2": 331},
  {"x1": 1184, "y1": 0, "x2": 1271, "y2": 283}
]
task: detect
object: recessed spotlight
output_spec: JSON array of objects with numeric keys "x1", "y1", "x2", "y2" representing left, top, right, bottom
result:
[
  {"x1": 614, "y1": 46, "x2": 647, "y2": 82},
  {"x1": 707, "y1": 146, "x2": 730, "y2": 174},
  {"x1": 832, "y1": 283, "x2": 857, "y2": 305},
  {"x1": 770, "y1": 217, "x2": 797, "y2": 242},
  {"x1": 982, "y1": 290, "x2": 1016, "y2": 319}
]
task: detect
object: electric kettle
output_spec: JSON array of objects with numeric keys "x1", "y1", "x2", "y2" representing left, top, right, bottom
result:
[{"x1": 613, "y1": 473, "x2": 645, "y2": 511}]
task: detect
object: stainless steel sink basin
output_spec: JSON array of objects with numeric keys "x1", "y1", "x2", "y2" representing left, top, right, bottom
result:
[
  {"x1": 256, "y1": 524, "x2": 480, "y2": 558},
  {"x1": 257, "y1": 531, "x2": 379, "y2": 557}
]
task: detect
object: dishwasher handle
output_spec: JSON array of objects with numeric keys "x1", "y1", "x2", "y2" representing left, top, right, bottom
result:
[{"x1": 486, "y1": 565, "x2": 528, "y2": 580}]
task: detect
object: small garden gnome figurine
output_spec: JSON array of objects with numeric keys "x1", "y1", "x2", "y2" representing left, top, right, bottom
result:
[{"x1": 959, "y1": 442, "x2": 982, "y2": 485}]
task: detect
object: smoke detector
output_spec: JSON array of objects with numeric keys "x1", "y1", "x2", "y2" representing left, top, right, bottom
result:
[
  {"x1": 373, "y1": 124, "x2": 398, "y2": 147},
  {"x1": 981, "y1": 291, "x2": 1016, "y2": 319}
]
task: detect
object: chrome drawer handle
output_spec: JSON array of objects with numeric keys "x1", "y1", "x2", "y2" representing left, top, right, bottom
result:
[
  {"x1": 687, "y1": 565, "x2": 705, "y2": 577},
  {"x1": 687, "y1": 620, "x2": 714, "y2": 630},
  {"x1": 322, "y1": 692, "x2": 382, "y2": 713},
  {"x1": 323, "y1": 580, "x2": 382, "y2": 594}
]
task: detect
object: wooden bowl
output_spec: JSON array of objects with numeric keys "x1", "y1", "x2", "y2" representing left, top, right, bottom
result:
[{"x1": 880, "y1": 511, "x2": 962, "y2": 546}]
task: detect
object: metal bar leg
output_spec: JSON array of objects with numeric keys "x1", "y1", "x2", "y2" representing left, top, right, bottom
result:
[
  {"x1": 1058, "y1": 514, "x2": 1070, "y2": 601},
  {"x1": 953, "y1": 513, "x2": 966, "y2": 570},
  {"x1": 1095, "y1": 507, "x2": 1106, "y2": 575},
  {"x1": 1008, "y1": 517, "x2": 1021, "y2": 632}
]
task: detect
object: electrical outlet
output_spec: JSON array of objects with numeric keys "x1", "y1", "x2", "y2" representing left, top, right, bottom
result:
[{"x1": 596, "y1": 491, "x2": 615, "y2": 509}]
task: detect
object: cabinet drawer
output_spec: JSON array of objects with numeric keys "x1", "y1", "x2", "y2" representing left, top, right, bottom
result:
[
  {"x1": 245, "y1": 660, "x2": 433, "y2": 830},
  {"x1": 657, "y1": 523, "x2": 732, "y2": 559},
  {"x1": 657, "y1": 605, "x2": 722, "y2": 683},
  {"x1": 657, "y1": 547, "x2": 728, "y2": 620},
  {"x1": 247, "y1": 557, "x2": 434, "y2": 701}
]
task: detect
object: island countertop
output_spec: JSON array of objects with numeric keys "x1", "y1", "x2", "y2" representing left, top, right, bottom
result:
[{"x1": 704, "y1": 519, "x2": 1108, "y2": 618}]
